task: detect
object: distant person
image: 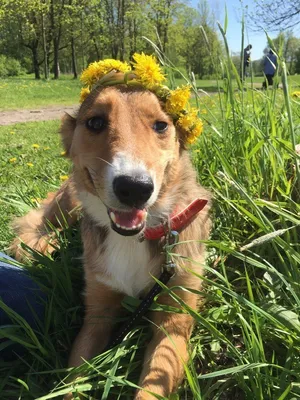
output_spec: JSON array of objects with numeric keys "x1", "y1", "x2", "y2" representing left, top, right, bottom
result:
[
  {"x1": 243, "y1": 44, "x2": 252, "y2": 78},
  {"x1": 262, "y1": 49, "x2": 277, "y2": 89}
]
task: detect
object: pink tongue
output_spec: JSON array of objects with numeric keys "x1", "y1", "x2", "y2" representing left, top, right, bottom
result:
[{"x1": 113, "y1": 208, "x2": 146, "y2": 228}]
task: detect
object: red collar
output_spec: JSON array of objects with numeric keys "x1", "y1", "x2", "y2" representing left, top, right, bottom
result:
[{"x1": 143, "y1": 198, "x2": 208, "y2": 240}]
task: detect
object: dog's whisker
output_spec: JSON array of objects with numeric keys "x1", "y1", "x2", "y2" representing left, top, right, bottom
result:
[{"x1": 94, "y1": 157, "x2": 114, "y2": 167}]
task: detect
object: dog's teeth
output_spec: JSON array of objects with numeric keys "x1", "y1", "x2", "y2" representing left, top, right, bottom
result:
[
  {"x1": 131, "y1": 225, "x2": 137, "y2": 229},
  {"x1": 110, "y1": 211, "x2": 116, "y2": 223},
  {"x1": 116, "y1": 223, "x2": 121, "y2": 228}
]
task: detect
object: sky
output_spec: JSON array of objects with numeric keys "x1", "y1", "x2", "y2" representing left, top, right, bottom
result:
[{"x1": 190, "y1": 0, "x2": 276, "y2": 61}]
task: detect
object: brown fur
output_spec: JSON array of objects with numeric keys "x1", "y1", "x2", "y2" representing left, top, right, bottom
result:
[{"x1": 11, "y1": 83, "x2": 211, "y2": 399}]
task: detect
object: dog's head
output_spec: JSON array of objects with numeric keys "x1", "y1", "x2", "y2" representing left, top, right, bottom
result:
[{"x1": 61, "y1": 85, "x2": 183, "y2": 236}]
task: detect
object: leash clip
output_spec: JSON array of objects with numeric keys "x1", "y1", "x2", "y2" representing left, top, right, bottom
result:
[{"x1": 162, "y1": 219, "x2": 179, "y2": 276}]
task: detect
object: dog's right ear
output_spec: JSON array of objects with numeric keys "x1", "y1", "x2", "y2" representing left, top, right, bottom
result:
[{"x1": 60, "y1": 113, "x2": 76, "y2": 156}]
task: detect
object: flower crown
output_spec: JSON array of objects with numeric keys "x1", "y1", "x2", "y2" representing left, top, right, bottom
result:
[{"x1": 79, "y1": 53, "x2": 203, "y2": 145}]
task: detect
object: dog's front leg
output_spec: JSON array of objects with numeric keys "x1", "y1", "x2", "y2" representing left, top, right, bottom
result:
[
  {"x1": 68, "y1": 280, "x2": 123, "y2": 367},
  {"x1": 135, "y1": 279, "x2": 198, "y2": 400},
  {"x1": 65, "y1": 281, "x2": 123, "y2": 399}
]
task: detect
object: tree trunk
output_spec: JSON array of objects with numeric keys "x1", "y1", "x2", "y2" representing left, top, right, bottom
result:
[
  {"x1": 71, "y1": 36, "x2": 78, "y2": 79},
  {"x1": 53, "y1": 38, "x2": 60, "y2": 79},
  {"x1": 92, "y1": 36, "x2": 100, "y2": 59},
  {"x1": 119, "y1": 0, "x2": 125, "y2": 61},
  {"x1": 42, "y1": 11, "x2": 49, "y2": 80},
  {"x1": 32, "y1": 45, "x2": 41, "y2": 80}
]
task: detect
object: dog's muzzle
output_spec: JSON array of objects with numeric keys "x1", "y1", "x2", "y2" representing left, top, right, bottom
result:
[
  {"x1": 107, "y1": 174, "x2": 154, "y2": 236},
  {"x1": 113, "y1": 174, "x2": 154, "y2": 209}
]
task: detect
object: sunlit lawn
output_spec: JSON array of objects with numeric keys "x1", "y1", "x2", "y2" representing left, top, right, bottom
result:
[
  {"x1": 1, "y1": 73, "x2": 300, "y2": 110},
  {"x1": 0, "y1": 121, "x2": 70, "y2": 248}
]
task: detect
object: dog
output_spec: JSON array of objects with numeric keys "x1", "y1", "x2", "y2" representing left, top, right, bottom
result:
[{"x1": 11, "y1": 79, "x2": 211, "y2": 399}]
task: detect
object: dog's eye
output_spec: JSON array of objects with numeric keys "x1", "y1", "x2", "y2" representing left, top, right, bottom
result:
[
  {"x1": 86, "y1": 117, "x2": 106, "y2": 132},
  {"x1": 153, "y1": 121, "x2": 168, "y2": 134}
]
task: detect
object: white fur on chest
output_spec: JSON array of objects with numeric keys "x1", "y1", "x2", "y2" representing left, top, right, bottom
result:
[
  {"x1": 97, "y1": 230, "x2": 158, "y2": 297},
  {"x1": 78, "y1": 190, "x2": 161, "y2": 297}
]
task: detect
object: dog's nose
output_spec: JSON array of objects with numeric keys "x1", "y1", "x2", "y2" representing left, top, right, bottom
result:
[{"x1": 113, "y1": 175, "x2": 154, "y2": 208}]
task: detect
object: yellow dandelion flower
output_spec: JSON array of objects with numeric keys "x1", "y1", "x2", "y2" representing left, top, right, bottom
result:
[
  {"x1": 61, "y1": 151, "x2": 66, "y2": 156},
  {"x1": 32, "y1": 144, "x2": 40, "y2": 149},
  {"x1": 80, "y1": 59, "x2": 131, "y2": 86},
  {"x1": 80, "y1": 87, "x2": 91, "y2": 103},
  {"x1": 60, "y1": 175, "x2": 69, "y2": 182},
  {"x1": 292, "y1": 91, "x2": 300, "y2": 98},
  {"x1": 177, "y1": 108, "x2": 203, "y2": 144},
  {"x1": 177, "y1": 108, "x2": 197, "y2": 131},
  {"x1": 27, "y1": 162, "x2": 34, "y2": 167},
  {"x1": 187, "y1": 120, "x2": 203, "y2": 144},
  {"x1": 10, "y1": 131, "x2": 15, "y2": 134},
  {"x1": 165, "y1": 86, "x2": 191, "y2": 115},
  {"x1": 9, "y1": 157, "x2": 17, "y2": 163},
  {"x1": 132, "y1": 53, "x2": 165, "y2": 89},
  {"x1": 43, "y1": 146, "x2": 50, "y2": 150}
]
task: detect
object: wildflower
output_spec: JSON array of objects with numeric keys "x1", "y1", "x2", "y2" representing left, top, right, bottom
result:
[
  {"x1": 80, "y1": 59, "x2": 131, "y2": 86},
  {"x1": 132, "y1": 53, "x2": 165, "y2": 89},
  {"x1": 32, "y1": 144, "x2": 40, "y2": 149},
  {"x1": 187, "y1": 120, "x2": 204, "y2": 144},
  {"x1": 80, "y1": 87, "x2": 91, "y2": 103},
  {"x1": 10, "y1": 131, "x2": 15, "y2": 135},
  {"x1": 43, "y1": 147, "x2": 50, "y2": 150},
  {"x1": 177, "y1": 108, "x2": 203, "y2": 144},
  {"x1": 292, "y1": 91, "x2": 300, "y2": 98},
  {"x1": 27, "y1": 162, "x2": 34, "y2": 167},
  {"x1": 78, "y1": 54, "x2": 205, "y2": 145},
  {"x1": 61, "y1": 151, "x2": 66, "y2": 156},
  {"x1": 9, "y1": 157, "x2": 17, "y2": 163},
  {"x1": 165, "y1": 86, "x2": 191, "y2": 115},
  {"x1": 60, "y1": 175, "x2": 69, "y2": 182}
]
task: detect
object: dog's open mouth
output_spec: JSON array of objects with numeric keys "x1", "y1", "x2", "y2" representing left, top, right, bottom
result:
[{"x1": 107, "y1": 207, "x2": 147, "y2": 236}]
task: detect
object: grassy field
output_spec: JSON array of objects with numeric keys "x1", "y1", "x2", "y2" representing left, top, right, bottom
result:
[
  {"x1": 0, "y1": 121, "x2": 70, "y2": 247},
  {"x1": 0, "y1": 58, "x2": 300, "y2": 399},
  {"x1": 1, "y1": 73, "x2": 300, "y2": 110}
]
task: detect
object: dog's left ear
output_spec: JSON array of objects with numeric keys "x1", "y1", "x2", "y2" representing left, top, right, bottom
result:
[{"x1": 60, "y1": 113, "x2": 76, "y2": 156}]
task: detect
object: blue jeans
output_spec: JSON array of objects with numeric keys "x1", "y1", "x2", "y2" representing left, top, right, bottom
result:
[{"x1": 0, "y1": 252, "x2": 45, "y2": 359}]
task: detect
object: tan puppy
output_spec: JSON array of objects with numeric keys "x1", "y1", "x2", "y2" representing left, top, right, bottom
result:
[{"x1": 11, "y1": 83, "x2": 211, "y2": 399}]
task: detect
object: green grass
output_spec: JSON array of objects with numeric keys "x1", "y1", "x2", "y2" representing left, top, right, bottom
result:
[
  {"x1": 2, "y1": 73, "x2": 300, "y2": 110},
  {"x1": 0, "y1": 121, "x2": 70, "y2": 247},
  {"x1": 1, "y1": 47, "x2": 300, "y2": 399},
  {"x1": 0, "y1": 75, "x2": 81, "y2": 110}
]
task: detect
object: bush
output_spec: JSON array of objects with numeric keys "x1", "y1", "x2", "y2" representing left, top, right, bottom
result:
[
  {"x1": 0, "y1": 55, "x2": 24, "y2": 77},
  {"x1": 172, "y1": 66, "x2": 188, "y2": 79},
  {"x1": 0, "y1": 55, "x2": 7, "y2": 77}
]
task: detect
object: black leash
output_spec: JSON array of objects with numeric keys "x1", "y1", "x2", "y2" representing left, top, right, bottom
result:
[{"x1": 105, "y1": 230, "x2": 179, "y2": 351}]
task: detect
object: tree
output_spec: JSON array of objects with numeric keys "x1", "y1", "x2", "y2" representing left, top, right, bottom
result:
[
  {"x1": 269, "y1": 31, "x2": 300, "y2": 74},
  {"x1": 168, "y1": 1, "x2": 223, "y2": 78},
  {"x1": 147, "y1": 0, "x2": 179, "y2": 53},
  {"x1": 0, "y1": 0, "x2": 46, "y2": 79},
  {"x1": 250, "y1": 1, "x2": 300, "y2": 31},
  {"x1": 0, "y1": 0, "x2": 224, "y2": 79}
]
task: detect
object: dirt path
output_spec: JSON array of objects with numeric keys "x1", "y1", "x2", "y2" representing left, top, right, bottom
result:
[
  {"x1": 0, "y1": 105, "x2": 78, "y2": 126},
  {"x1": 0, "y1": 84, "x2": 276, "y2": 126}
]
